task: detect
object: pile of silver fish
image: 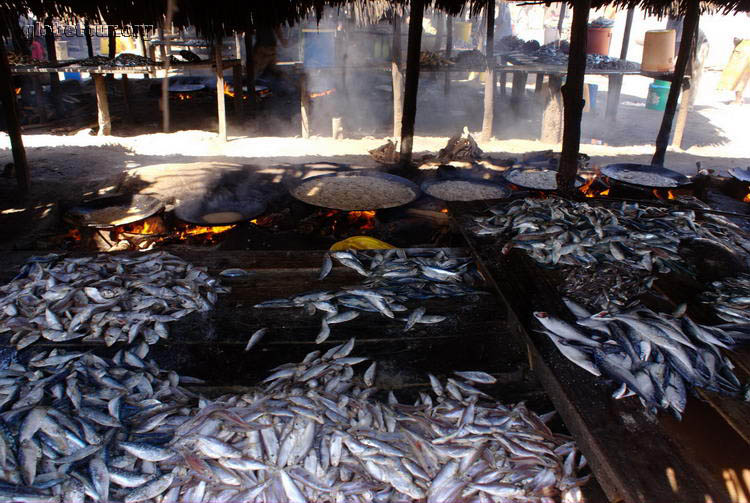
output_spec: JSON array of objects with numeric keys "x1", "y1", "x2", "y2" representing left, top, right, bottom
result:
[
  {"x1": 0, "y1": 252, "x2": 229, "y2": 350},
  {"x1": 165, "y1": 339, "x2": 588, "y2": 502},
  {"x1": 560, "y1": 263, "x2": 654, "y2": 311},
  {"x1": 0, "y1": 346, "x2": 200, "y2": 502},
  {"x1": 254, "y1": 249, "x2": 484, "y2": 343},
  {"x1": 471, "y1": 197, "x2": 750, "y2": 307},
  {"x1": 535, "y1": 299, "x2": 745, "y2": 418},
  {"x1": 700, "y1": 273, "x2": 750, "y2": 324}
]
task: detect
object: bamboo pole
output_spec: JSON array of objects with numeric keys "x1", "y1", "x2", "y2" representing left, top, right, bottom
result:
[
  {"x1": 652, "y1": 0, "x2": 699, "y2": 166},
  {"x1": 215, "y1": 40, "x2": 227, "y2": 142},
  {"x1": 399, "y1": 0, "x2": 425, "y2": 165},
  {"x1": 480, "y1": 0, "x2": 495, "y2": 142},
  {"x1": 556, "y1": 0, "x2": 591, "y2": 194},
  {"x1": 392, "y1": 12, "x2": 403, "y2": 139},
  {"x1": 0, "y1": 38, "x2": 29, "y2": 192}
]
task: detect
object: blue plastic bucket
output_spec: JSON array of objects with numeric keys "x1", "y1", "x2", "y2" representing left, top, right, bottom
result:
[{"x1": 646, "y1": 80, "x2": 670, "y2": 111}]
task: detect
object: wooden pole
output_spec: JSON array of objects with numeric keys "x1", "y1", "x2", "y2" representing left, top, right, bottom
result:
[
  {"x1": 399, "y1": 0, "x2": 425, "y2": 165},
  {"x1": 444, "y1": 15, "x2": 452, "y2": 95},
  {"x1": 84, "y1": 21, "x2": 94, "y2": 58},
  {"x1": 0, "y1": 38, "x2": 29, "y2": 193},
  {"x1": 620, "y1": 8, "x2": 635, "y2": 60},
  {"x1": 232, "y1": 63, "x2": 243, "y2": 114},
  {"x1": 392, "y1": 12, "x2": 403, "y2": 139},
  {"x1": 480, "y1": 0, "x2": 495, "y2": 142},
  {"x1": 557, "y1": 3, "x2": 567, "y2": 39},
  {"x1": 215, "y1": 40, "x2": 227, "y2": 142},
  {"x1": 300, "y1": 72, "x2": 310, "y2": 138},
  {"x1": 93, "y1": 74, "x2": 111, "y2": 135},
  {"x1": 43, "y1": 19, "x2": 63, "y2": 117},
  {"x1": 244, "y1": 23, "x2": 256, "y2": 106},
  {"x1": 671, "y1": 17, "x2": 700, "y2": 149},
  {"x1": 652, "y1": 0, "x2": 699, "y2": 167},
  {"x1": 556, "y1": 0, "x2": 591, "y2": 195},
  {"x1": 121, "y1": 74, "x2": 132, "y2": 122},
  {"x1": 541, "y1": 74, "x2": 564, "y2": 143},
  {"x1": 234, "y1": 32, "x2": 242, "y2": 61}
]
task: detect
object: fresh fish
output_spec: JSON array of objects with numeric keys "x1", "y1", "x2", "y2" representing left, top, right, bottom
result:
[
  {"x1": 245, "y1": 328, "x2": 268, "y2": 351},
  {"x1": 219, "y1": 268, "x2": 250, "y2": 278},
  {"x1": 318, "y1": 254, "x2": 333, "y2": 280}
]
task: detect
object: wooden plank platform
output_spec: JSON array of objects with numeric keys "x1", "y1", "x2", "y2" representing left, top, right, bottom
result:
[
  {"x1": 449, "y1": 200, "x2": 750, "y2": 503},
  {"x1": 0, "y1": 246, "x2": 609, "y2": 501}
]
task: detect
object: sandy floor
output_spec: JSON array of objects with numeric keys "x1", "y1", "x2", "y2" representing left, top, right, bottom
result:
[{"x1": 0, "y1": 67, "x2": 749, "y2": 248}]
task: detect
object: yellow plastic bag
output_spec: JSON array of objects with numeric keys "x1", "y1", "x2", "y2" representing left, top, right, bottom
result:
[{"x1": 330, "y1": 236, "x2": 396, "y2": 251}]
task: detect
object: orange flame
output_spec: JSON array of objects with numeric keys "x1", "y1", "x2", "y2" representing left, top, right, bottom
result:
[
  {"x1": 176, "y1": 93, "x2": 193, "y2": 100},
  {"x1": 14, "y1": 88, "x2": 21, "y2": 95},
  {"x1": 600, "y1": 189, "x2": 610, "y2": 196},
  {"x1": 66, "y1": 228, "x2": 81, "y2": 241},
  {"x1": 122, "y1": 217, "x2": 165, "y2": 235},
  {"x1": 347, "y1": 210, "x2": 376, "y2": 230},
  {"x1": 309, "y1": 88, "x2": 336, "y2": 99},
  {"x1": 652, "y1": 189, "x2": 677, "y2": 200},
  {"x1": 579, "y1": 177, "x2": 596, "y2": 198},
  {"x1": 440, "y1": 208, "x2": 449, "y2": 214},
  {"x1": 176, "y1": 224, "x2": 235, "y2": 244},
  {"x1": 743, "y1": 193, "x2": 750, "y2": 203},
  {"x1": 223, "y1": 82, "x2": 235, "y2": 98}
]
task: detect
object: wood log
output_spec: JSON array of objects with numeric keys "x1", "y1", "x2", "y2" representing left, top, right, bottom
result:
[
  {"x1": 444, "y1": 15, "x2": 452, "y2": 95},
  {"x1": 672, "y1": 20, "x2": 700, "y2": 149},
  {"x1": 500, "y1": 71, "x2": 507, "y2": 97},
  {"x1": 605, "y1": 74, "x2": 623, "y2": 119},
  {"x1": 121, "y1": 74, "x2": 132, "y2": 121},
  {"x1": 0, "y1": 39, "x2": 29, "y2": 192},
  {"x1": 399, "y1": 0, "x2": 425, "y2": 165},
  {"x1": 652, "y1": 0, "x2": 699, "y2": 167},
  {"x1": 541, "y1": 75, "x2": 563, "y2": 144},
  {"x1": 557, "y1": 0, "x2": 591, "y2": 195},
  {"x1": 107, "y1": 26, "x2": 116, "y2": 79},
  {"x1": 534, "y1": 72, "x2": 545, "y2": 95},
  {"x1": 620, "y1": 8, "x2": 635, "y2": 60},
  {"x1": 557, "y1": 3, "x2": 566, "y2": 39},
  {"x1": 392, "y1": 13, "x2": 404, "y2": 140},
  {"x1": 215, "y1": 41, "x2": 227, "y2": 142},
  {"x1": 93, "y1": 74, "x2": 111, "y2": 136},
  {"x1": 480, "y1": 0, "x2": 495, "y2": 142}
]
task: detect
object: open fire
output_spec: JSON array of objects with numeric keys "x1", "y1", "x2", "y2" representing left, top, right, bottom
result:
[{"x1": 309, "y1": 88, "x2": 336, "y2": 99}]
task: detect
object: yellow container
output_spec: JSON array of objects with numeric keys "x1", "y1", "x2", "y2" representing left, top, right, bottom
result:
[
  {"x1": 455, "y1": 21, "x2": 472, "y2": 44},
  {"x1": 642, "y1": 29, "x2": 676, "y2": 72}
]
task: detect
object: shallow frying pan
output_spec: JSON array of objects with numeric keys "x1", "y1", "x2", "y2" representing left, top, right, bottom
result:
[
  {"x1": 289, "y1": 171, "x2": 420, "y2": 211},
  {"x1": 502, "y1": 167, "x2": 585, "y2": 191},
  {"x1": 601, "y1": 164, "x2": 691, "y2": 188},
  {"x1": 729, "y1": 167, "x2": 750, "y2": 183},
  {"x1": 64, "y1": 194, "x2": 164, "y2": 229},
  {"x1": 174, "y1": 197, "x2": 267, "y2": 226}
]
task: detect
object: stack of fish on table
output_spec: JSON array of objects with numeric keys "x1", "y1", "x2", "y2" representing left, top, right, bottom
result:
[
  {"x1": 0, "y1": 252, "x2": 229, "y2": 350},
  {"x1": 469, "y1": 196, "x2": 750, "y2": 310},
  {"x1": 0, "y1": 340, "x2": 589, "y2": 502},
  {"x1": 469, "y1": 197, "x2": 750, "y2": 416},
  {"x1": 535, "y1": 299, "x2": 746, "y2": 419},
  {"x1": 253, "y1": 249, "x2": 486, "y2": 345}
]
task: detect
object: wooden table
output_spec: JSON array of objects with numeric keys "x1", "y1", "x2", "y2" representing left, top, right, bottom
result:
[
  {"x1": 11, "y1": 60, "x2": 242, "y2": 136},
  {"x1": 0, "y1": 246, "x2": 609, "y2": 500},
  {"x1": 450, "y1": 199, "x2": 750, "y2": 503}
]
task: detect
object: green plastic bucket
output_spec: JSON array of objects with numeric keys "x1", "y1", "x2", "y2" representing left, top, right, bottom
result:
[{"x1": 646, "y1": 80, "x2": 670, "y2": 111}]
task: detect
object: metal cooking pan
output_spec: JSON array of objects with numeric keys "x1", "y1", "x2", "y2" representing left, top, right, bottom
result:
[
  {"x1": 729, "y1": 167, "x2": 750, "y2": 183},
  {"x1": 421, "y1": 177, "x2": 511, "y2": 201},
  {"x1": 289, "y1": 171, "x2": 420, "y2": 211},
  {"x1": 174, "y1": 197, "x2": 267, "y2": 226},
  {"x1": 601, "y1": 164, "x2": 691, "y2": 188},
  {"x1": 502, "y1": 167, "x2": 585, "y2": 191},
  {"x1": 64, "y1": 194, "x2": 164, "y2": 229}
]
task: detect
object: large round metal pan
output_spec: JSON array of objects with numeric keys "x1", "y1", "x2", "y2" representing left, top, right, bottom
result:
[
  {"x1": 601, "y1": 163, "x2": 691, "y2": 188},
  {"x1": 502, "y1": 167, "x2": 585, "y2": 191},
  {"x1": 729, "y1": 167, "x2": 750, "y2": 183},
  {"x1": 421, "y1": 177, "x2": 511, "y2": 201},
  {"x1": 174, "y1": 198, "x2": 267, "y2": 226},
  {"x1": 290, "y1": 171, "x2": 420, "y2": 211},
  {"x1": 64, "y1": 194, "x2": 164, "y2": 229}
]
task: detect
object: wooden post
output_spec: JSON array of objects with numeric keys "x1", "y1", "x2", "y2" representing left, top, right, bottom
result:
[
  {"x1": 557, "y1": 3, "x2": 567, "y2": 39},
  {"x1": 541, "y1": 74, "x2": 564, "y2": 143},
  {"x1": 392, "y1": 13, "x2": 404, "y2": 139},
  {"x1": 300, "y1": 72, "x2": 310, "y2": 138},
  {"x1": 93, "y1": 75, "x2": 111, "y2": 135},
  {"x1": 444, "y1": 15, "x2": 452, "y2": 95},
  {"x1": 107, "y1": 25, "x2": 116, "y2": 79},
  {"x1": 85, "y1": 21, "x2": 94, "y2": 57},
  {"x1": 511, "y1": 71, "x2": 527, "y2": 109},
  {"x1": 605, "y1": 74, "x2": 623, "y2": 119},
  {"x1": 121, "y1": 74, "x2": 132, "y2": 121},
  {"x1": 44, "y1": 19, "x2": 63, "y2": 117},
  {"x1": 535, "y1": 72, "x2": 545, "y2": 94},
  {"x1": 215, "y1": 40, "x2": 227, "y2": 142},
  {"x1": 557, "y1": 0, "x2": 591, "y2": 194},
  {"x1": 0, "y1": 39, "x2": 29, "y2": 192},
  {"x1": 232, "y1": 63, "x2": 243, "y2": 113},
  {"x1": 480, "y1": 0, "x2": 495, "y2": 142},
  {"x1": 620, "y1": 8, "x2": 635, "y2": 60},
  {"x1": 32, "y1": 76, "x2": 46, "y2": 122},
  {"x1": 234, "y1": 32, "x2": 242, "y2": 61},
  {"x1": 652, "y1": 0, "x2": 699, "y2": 167},
  {"x1": 244, "y1": 23, "x2": 256, "y2": 106},
  {"x1": 500, "y1": 71, "x2": 507, "y2": 97},
  {"x1": 671, "y1": 20, "x2": 700, "y2": 149},
  {"x1": 399, "y1": 0, "x2": 425, "y2": 165}
]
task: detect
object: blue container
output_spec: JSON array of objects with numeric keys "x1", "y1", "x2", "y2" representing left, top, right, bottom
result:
[
  {"x1": 63, "y1": 72, "x2": 81, "y2": 81},
  {"x1": 587, "y1": 83, "x2": 598, "y2": 111},
  {"x1": 646, "y1": 80, "x2": 670, "y2": 111},
  {"x1": 302, "y1": 29, "x2": 335, "y2": 68}
]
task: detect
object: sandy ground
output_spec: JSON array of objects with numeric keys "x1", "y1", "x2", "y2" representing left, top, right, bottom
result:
[{"x1": 0, "y1": 66, "x2": 748, "y2": 248}]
